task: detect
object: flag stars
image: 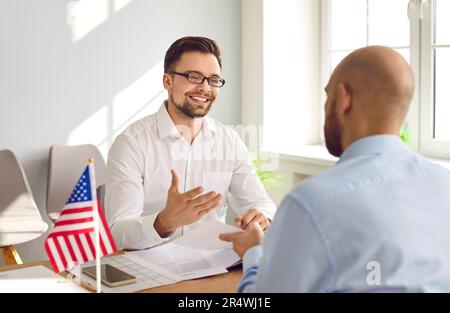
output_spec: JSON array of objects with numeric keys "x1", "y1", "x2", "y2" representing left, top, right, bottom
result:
[{"x1": 65, "y1": 169, "x2": 93, "y2": 204}]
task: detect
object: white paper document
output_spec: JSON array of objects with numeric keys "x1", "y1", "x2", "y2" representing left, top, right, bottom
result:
[
  {"x1": 76, "y1": 221, "x2": 241, "y2": 293},
  {"x1": 0, "y1": 265, "x2": 89, "y2": 293},
  {"x1": 128, "y1": 221, "x2": 241, "y2": 280}
]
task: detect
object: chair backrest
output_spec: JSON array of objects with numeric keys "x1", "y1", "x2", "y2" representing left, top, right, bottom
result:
[
  {"x1": 46, "y1": 144, "x2": 106, "y2": 221},
  {"x1": 0, "y1": 149, "x2": 48, "y2": 247},
  {"x1": 97, "y1": 184, "x2": 106, "y2": 214}
]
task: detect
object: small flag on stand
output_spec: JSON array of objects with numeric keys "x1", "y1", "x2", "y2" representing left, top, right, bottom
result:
[{"x1": 44, "y1": 159, "x2": 116, "y2": 292}]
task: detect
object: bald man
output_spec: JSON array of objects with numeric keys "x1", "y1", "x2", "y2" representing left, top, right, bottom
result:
[{"x1": 220, "y1": 46, "x2": 450, "y2": 292}]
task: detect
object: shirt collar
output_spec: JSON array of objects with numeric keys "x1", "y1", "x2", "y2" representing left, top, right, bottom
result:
[
  {"x1": 338, "y1": 135, "x2": 407, "y2": 164},
  {"x1": 156, "y1": 101, "x2": 179, "y2": 139},
  {"x1": 156, "y1": 101, "x2": 218, "y2": 140},
  {"x1": 202, "y1": 116, "x2": 217, "y2": 139}
]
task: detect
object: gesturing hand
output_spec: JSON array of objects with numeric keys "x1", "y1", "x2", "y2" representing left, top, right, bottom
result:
[
  {"x1": 154, "y1": 169, "x2": 222, "y2": 237},
  {"x1": 219, "y1": 222, "x2": 264, "y2": 259},
  {"x1": 235, "y1": 208, "x2": 271, "y2": 231}
]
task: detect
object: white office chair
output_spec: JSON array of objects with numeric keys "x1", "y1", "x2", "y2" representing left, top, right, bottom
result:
[
  {"x1": 97, "y1": 184, "x2": 106, "y2": 214},
  {"x1": 46, "y1": 144, "x2": 107, "y2": 222},
  {"x1": 0, "y1": 149, "x2": 48, "y2": 265}
]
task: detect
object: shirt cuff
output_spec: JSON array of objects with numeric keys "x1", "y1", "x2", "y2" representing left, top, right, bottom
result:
[
  {"x1": 257, "y1": 204, "x2": 277, "y2": 221},
  {"x1": 143, "y1": 212, "x2": 179, "y2": 246},
  {"x1": 243, "y1": 245, "x2": 263, "y2": 271}
]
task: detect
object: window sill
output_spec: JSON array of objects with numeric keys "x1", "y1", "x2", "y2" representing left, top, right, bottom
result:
[
  {"x1": 264, "y1": 145, "x2": 450, "y2": 171},
  {"x1": 429, "y1": 157, "x2": 450, "y2": 170},
  {"x1": 273, "y1": 145, "x2": 337, "y2": 167}
]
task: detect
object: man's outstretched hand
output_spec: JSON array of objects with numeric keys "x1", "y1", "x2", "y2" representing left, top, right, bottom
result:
[
  {"x1": 155, "y1": 169, "x2": 222, "y2": 237},
  {"x1": 219, "y1": 221, "x2": 264, "y2": 259},
  {"x1": 235, "y1": 208, "x2": 271, "y2": 231}
]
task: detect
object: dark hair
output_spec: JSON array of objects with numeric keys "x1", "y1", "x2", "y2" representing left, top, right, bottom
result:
[{"x1": 164, "y1": 36, "x2": 222, "y2": 73}]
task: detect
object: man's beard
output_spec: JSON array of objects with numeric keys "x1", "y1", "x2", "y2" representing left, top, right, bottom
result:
[
  {"x1": 171, "y1": 94, "x2": 212, "y2": 118},
  {"x1": 324, "y1": 104, "x2": 343, "y2": 157}
]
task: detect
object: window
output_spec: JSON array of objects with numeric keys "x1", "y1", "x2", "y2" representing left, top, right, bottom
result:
[
  {"x1": 327, "y1": 0, "x2": 410, "y2": 69},
  {"x1": 420, "y1": 0, "x2": 450, "y2": 157},
  {"x1": 322, "y1": 0, "x2": 450, "y2": 158},
  {"x1": 260, "y1": 0, "x2": 450, "y2": 159}
]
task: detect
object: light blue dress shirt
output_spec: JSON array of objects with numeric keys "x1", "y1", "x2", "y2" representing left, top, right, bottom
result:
[{"x1": 240, "y1": 135, "x2": 450, "y2": 292}]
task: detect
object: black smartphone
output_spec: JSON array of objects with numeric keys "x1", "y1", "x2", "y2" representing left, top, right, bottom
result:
[{"x1": 82, "y1": 264, "x2": 137, "y2": 287}]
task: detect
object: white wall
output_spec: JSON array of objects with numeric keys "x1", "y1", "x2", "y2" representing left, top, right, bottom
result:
[
  {"x1": 263, "y1": 0, "x2": 322, "y2": 152},
  {"x1": 0, "y1": 0, "x2": 241, "y2": 264},
  {"x1": 241, "y1": 0, "x2": 324, "y2": 205},
  {"x1": 241, "y1": 0, "x2": 263, "y2": 128}
]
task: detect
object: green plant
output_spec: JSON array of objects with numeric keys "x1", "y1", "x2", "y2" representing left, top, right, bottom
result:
[
  {"x1": 400, "y1": 124, "x2": 412, "y2": 145},
  {"x1": 251, "y1": 153, "x2": 284, "y2": 191}
]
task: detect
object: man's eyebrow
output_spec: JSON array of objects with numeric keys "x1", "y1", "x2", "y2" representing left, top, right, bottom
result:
[{"x1": 186, "y1": 70, "x2": 221, "y2": 77}]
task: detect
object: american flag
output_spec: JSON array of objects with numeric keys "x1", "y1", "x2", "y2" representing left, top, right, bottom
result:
[{"x1": 44, "y1": 161, "x2": 117, "y2": 273}]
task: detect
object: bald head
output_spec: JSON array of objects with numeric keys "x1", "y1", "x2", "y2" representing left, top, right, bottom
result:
[
  {"x1": 323, "y1": 46, "x2": 415, "y2": 157},
  {"x1": 333, "y1": 46, "x2": 414, "y2": 124}
]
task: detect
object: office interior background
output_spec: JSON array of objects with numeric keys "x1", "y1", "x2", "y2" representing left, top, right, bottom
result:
[{"x1": 1, "y1": 0, "x2": 449, "y2": 265}]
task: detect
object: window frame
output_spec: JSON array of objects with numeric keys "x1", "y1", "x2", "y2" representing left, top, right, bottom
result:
[
  {"x1": 419, "y1": 0, "x2": 450, "y2": 158},
  {"x1": 320, "y1": 0, "x2": 450, "y2": 158}
]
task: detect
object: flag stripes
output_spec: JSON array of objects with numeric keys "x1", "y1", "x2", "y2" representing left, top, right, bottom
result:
[
  {"x1": 45, "y1": 213, "x2": 117, "y2": 272},
  {"x1": 44, "y1": 163, "x2": 117, "y2": 273}
]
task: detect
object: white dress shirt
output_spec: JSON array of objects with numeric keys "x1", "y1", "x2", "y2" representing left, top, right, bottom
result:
[{"x1": 106, "y1": 102, "x2": 276, "y2": 250}]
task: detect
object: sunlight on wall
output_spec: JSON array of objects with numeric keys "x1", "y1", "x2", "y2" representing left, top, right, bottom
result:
[
  {"x1": 67, "y1": 106, "x2": 109, "y2": 157},
  {"x1": 114, "y1": 0, "x2": 134, "y2": 13},
  {"x1": 112, "y1": 60, "x2": 165, "y2": 139},
  {"x1": 67, "y1": 0, "x2": 109, "y2": 42},
  {"x1": 67, "y1": 0, "x2": 134, "y2": 42},
  {"x1": 67, "y1": 61, "x2": 166, "y2": 159}
]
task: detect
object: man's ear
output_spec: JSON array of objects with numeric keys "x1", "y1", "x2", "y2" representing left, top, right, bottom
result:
[
  {"x1": 163, "y1": 73, "x2": 172, "y2": 90},
  {"x1": 335, "y1": 83, "x2": 352, "y2": 116}
]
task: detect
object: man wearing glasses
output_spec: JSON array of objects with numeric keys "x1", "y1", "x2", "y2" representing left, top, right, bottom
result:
[{"x1": 106, "y1": 37, "x2": 276, "y2": 250}]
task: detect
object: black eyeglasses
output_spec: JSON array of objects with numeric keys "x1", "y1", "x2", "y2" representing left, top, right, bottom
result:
[{"x1": 169, "y1": 71, "x2": 226, "y2": 88}]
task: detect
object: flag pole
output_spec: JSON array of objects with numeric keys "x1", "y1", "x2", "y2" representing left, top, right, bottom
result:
[{"x1": 89, "y1": 158, "x2": 101, "y2": 293}]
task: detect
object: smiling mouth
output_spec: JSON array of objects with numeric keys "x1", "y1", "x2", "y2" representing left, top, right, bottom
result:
[{"x1": 189, "y1": 95, "x2": 211, "y2": 104}]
